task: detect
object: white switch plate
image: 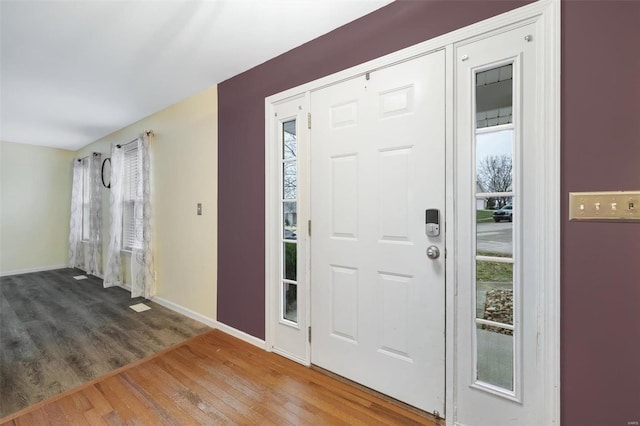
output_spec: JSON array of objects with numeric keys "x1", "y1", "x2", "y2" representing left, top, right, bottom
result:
[{"x1": 569, "y1": 191, "x2": 640, "y2": 221}]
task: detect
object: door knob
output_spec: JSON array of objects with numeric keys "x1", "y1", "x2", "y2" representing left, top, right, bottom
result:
[{"x1": 426, "y1": 246, "x2": 440, "y2": 260}]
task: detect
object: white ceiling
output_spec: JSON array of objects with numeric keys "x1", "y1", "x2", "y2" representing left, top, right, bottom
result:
[{"x1": 0, "y1": 0, "x2": 392, "y2": 151}]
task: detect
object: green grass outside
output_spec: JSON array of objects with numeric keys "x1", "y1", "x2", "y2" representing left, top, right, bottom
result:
[
  {"x1": 476, "y1": 210, "x2": 494, "y2": 223},
  {"x1": 477, "y1": 251, "x2": 513, "y2": 282},
  {"x1": 477, "y1": 259, "x2": 513, "y2": 282}
]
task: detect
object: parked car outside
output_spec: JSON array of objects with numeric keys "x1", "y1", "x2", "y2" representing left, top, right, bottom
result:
[{"x1": 492, "y1": 204, "x2": 513, "y2": 222}]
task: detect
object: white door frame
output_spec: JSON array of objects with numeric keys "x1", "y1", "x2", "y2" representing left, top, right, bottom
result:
[
  {"x1": 265, "y1": 94, "x2": 312, "y2": 364},
  {"x1": 264, "y1": 1, "x2": 560, "y2": 424}
]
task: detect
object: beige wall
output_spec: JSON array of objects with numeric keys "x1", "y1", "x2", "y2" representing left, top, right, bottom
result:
[
  {"x1": 76, "y1": 86, "x2": 218, "y2": 320},
  {"x1": 0, "y1": 141, "x2": 75, "y2": 275}
]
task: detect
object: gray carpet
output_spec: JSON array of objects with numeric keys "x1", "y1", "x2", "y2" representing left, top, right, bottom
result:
[{"x1": 0, "y1": 268, "x2": 211, "y2": 418}]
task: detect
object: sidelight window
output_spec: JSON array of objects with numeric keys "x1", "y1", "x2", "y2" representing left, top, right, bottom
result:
[
  {"x1": 473, "y1": 63, "x2": 518, "y2": 393},
  {"x1": 281, "y1": 119, "x2": 298, "y2": 324}
]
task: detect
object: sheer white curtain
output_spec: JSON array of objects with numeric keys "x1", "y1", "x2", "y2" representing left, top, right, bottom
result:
[
  {"x1": 68, "y1": 159, "x2": 84, "y2": 268},
  {"x1": 103, "y1": 145, "x2": 125, "y2": 288},
  {"x1": 103, "y1": 132, "x2": 155, "y2": 298},
  {"x1": 68, "y1": 153, "x2": 101, "y2": 274},
  {"x1": 131, "y1": 132, "x2": 155, "y2": 298},
  {"x1": 86, "y1": 153, "x2": 102, "y2": 275}
]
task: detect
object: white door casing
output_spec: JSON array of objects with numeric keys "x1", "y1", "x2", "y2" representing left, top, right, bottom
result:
[
  {"x1": 310, "y1": 51, "x2": 446, "y2": 415},
  {"x1": 267, "y1": 95, "x2": 311, "y2": 363}
]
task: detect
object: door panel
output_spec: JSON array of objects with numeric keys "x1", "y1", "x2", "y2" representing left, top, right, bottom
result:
[
  {"x1": 455, "y1": 22, "x2": 544, "y2": 425},
  {"x1": 270, "y1": 96, "x2": 309, "y2": 363},
  {"x1": 311, "y1": 51, "x2": 445, "y2": 414}
]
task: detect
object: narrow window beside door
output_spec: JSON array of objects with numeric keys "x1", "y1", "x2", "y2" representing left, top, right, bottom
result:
[
  {"x1": 281, "y1": 120, "x2": 298, "y2": 324},
  {"x1": 474, "y1": 63, "x2": 517, "y2": 393}
]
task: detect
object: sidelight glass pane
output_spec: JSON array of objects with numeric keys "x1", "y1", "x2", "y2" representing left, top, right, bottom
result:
[
  {"x1": 279, "y1": 118, "x2": 299, "y2": 326},
  {"x1": 284, "y1": 242, "x2": 297, "y2": 281},
  {"x1": 283, "y1": 282, "x2": 298, "y2": 323},
  {"x1": 283, "y1": 161, "x2": 297, "y2": 200},
  {"x1": 476, "y1": 323, "x2": 514, "y2": 390},
  {"x1": 476, "y1": 130, "x2": 513, "y2": 194},
  {"x1": 476, "y1": 197, "x2": 513, "y2": 257},
  {"x1": 283, "y1": 201, "x2": 297, "y2": 240},
  {"x1": 474, "y1": 62, "x2": 518, "y2": 396},
  {"x1": 282, "y1": 120, "x2": 297, "y2": 160},
  {"x1": 476, "y1": 260, "x2": 513, "y2": 323},
  {"x1": 476, "y1": 64, "x2": 513, "y2": 129}
]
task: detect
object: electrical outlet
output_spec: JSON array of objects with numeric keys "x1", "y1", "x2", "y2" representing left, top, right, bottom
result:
[{"x1": 569, "y1": 191, "x2": 640, "y2": 221}]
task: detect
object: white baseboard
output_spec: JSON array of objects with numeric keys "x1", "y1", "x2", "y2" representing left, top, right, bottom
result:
[
  {"x1": 150, "y1": 296, "x2": 266, "y2": 350},
  {"x1": 151, "y1": 296, "x2": 217, "y2": 328},
  {"x1": 214, "y1": 320, "x2": 267, "y2": 350},
  {"x1": 0, "y1": 264, "x2": 68, "y2": 277}
]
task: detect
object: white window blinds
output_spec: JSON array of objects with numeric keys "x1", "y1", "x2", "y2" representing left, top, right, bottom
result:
[{"x1": 122, "y1": 146, "x2": 142, "y2": 250}]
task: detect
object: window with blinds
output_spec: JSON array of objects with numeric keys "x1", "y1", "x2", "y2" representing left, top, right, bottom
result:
[{"x1": 122, "y1": 146, "x2": 142, "y2": 251}]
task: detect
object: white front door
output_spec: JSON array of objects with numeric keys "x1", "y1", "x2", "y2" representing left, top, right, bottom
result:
[{"x1": 310, "y1": 50, "x2": 446, "y2": 414}]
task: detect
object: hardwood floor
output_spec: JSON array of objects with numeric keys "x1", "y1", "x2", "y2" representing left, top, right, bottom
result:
[
  {"x1": 1, "y1": 330, "x2": 440, "y2": 425},
  {"x1": 0, "y1": 268, "x2": 211, "y2": 418}
]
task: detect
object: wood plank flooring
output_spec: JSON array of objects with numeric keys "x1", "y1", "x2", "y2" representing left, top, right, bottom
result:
[
  {"x1": 0, "y1": 268, "x2": 211, "y2": 418},
  {"x1": 1, "y1": 330, "x2": 440, "y2": 425}
]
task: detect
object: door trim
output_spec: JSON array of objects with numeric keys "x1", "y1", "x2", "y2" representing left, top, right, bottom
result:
[
  {"x1": 265, "y1": 93, "x2": 312, "y2": 365},
  {"x1": 264, "y1": 1, "x2": 559, "y2": 424}
]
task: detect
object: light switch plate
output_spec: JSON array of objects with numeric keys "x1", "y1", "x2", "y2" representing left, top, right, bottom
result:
[{"x1": 569, "y1": 191, "x2": 640, "y2": 221}]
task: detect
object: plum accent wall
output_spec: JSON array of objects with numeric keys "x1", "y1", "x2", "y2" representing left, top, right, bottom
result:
[
  {"x1": 217, "y1": 0, "x2": 530, "y2": 350},
  {"x1": 218, "y1": 1, "x2": 640, "y2": 425},
  {"x1": 561, "y1": 2, "x2": 640, "y2": 425}
]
